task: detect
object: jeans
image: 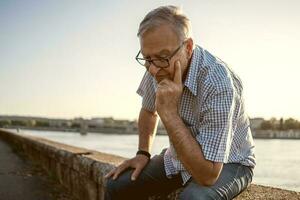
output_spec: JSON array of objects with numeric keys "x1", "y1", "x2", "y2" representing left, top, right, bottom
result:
[{"x1": 105, "y1": 150, "x2": 253, "y2": 200}]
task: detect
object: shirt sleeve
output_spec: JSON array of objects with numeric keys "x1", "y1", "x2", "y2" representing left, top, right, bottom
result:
[
  {"x1": 195, "y1": 87, "x2": 236, "y2": 163},
  {"x1": 136, "y1": 71, "x2": 157, "y2": 112}
]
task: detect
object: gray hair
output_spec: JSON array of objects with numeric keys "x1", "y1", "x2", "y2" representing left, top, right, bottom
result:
[{"x1": 137, "y1": 5, "x2": 192, "y2": 42}]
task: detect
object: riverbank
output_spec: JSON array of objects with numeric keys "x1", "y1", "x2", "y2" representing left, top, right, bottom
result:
[{"x1": 252, "y1": 129, "x2": 300, "y2": 139}]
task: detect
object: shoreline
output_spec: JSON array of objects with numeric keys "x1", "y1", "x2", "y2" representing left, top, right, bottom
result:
[{"x1": 6, "y1": 126, "x2": 300, "y2": 139}]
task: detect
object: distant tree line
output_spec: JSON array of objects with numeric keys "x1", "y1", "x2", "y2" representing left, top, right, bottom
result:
[
  {"x1": 260, "y1": 118, "x2": 300, "y2": 130},
  {"x1": 0, "y1": 120, "x2": 73, "y2": 128},
  {"x1": 0, "y1": 120, "x2": 49, "y2": 128}
]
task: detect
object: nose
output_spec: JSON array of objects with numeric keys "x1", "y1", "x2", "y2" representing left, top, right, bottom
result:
[{"x1": 148, "y1": 63, "x2": 160, "y2": 76}]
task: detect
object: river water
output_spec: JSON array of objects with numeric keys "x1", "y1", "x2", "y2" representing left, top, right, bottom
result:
[{"x1": 14, "y1": 129, "x2": 300, "y2": 192}]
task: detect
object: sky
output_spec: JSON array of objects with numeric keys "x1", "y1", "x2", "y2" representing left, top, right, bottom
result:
[{"x1": 1, "y1": 0, "x2": 300, "y2": 120}]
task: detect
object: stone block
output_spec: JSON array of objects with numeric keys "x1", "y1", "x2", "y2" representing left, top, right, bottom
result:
[
  {"x1": 72, "y1": 155, "x2": 81, "y2": 172},
  {"x1": 70, "y1": 169, "x2": 81, "y2": 199},
  {"x1": 56, "y1": 149, "x2": 74, "y2": 168},
  {"x1": 98, "y1": 182, "x2": 105, "y2": 200},
  {"x1": 92, "y1": 162, "x2": 115, "y2": 185},
  {"x1": 80, "y1": 177, "x2": 98, "y2": 200},
  {"x1": 49, "y1": 158, "x2": 57, "y2": 174},
  {"x1": 40, "y1": 155, "x2": 50, "y2": 171},
  {"x1": 45, "y1": 145, "x2": 59, "y2": 159},
  {"x1": 61, "y1": 164, "x2": 72, "y2": 189},
  {"x1": 80, "y1": 156, "x2": 96, "y2": 177},
  {"x1": 55, "y1": 162, "x2": 63, "y2": 184}
]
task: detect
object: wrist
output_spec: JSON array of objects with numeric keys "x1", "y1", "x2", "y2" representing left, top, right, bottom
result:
[
  {"x1": 136, "y1": 150, "x2": 151, "y2": 159},
  {"x1": 160, "y1": 114, "x2": 183, "y2": 134}
]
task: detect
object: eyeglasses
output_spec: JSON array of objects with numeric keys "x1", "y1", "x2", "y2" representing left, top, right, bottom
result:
[{"x1": 135, "y1": 42, "x2": 184, "y2": 69}]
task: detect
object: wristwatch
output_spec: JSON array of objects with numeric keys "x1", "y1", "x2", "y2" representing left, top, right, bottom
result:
[{"x1": 136, "y1": 150, "x2": 151, "y2": 159}]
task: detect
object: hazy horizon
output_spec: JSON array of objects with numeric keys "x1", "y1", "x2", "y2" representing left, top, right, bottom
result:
[{"x1": 1, "y1": 0, "x2": 300, "y2": 120}]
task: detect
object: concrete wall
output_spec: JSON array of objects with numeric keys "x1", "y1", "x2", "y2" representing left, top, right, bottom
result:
[{"x1": 0, "y1": 129, "x2": 124, "y2": 200}]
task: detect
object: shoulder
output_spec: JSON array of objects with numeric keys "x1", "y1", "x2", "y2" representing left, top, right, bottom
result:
[{"x1": 199, "y1": 49, "x2": 241, "y2": 93}]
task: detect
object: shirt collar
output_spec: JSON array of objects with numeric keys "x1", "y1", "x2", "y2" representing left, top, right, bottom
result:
[{"x1": 183, "y1": 45, "x2": 202, "y2": 96}]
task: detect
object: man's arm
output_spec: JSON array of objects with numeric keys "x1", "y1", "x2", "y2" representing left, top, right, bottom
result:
[
  {"x1": 138, "y1": 108, "x2": 159, "y2": 153},
  {"x1": 161, "y1": 114, "x2": 223, "y2": 186},
  {"x1": 155, "y1": 61, "x2": 223, "y2": 186},
  {"x1": 105, "y1": 107, "x2": 159, "y2": 181}
]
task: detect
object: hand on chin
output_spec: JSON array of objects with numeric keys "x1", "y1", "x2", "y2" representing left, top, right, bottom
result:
[{"x1": 156, "y1": 75, "x2": 171, "y2": 83}]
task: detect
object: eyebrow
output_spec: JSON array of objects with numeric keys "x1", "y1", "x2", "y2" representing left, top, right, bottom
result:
[{"x1": 142, "y1": 49, "x2": 171, "y2": 59}]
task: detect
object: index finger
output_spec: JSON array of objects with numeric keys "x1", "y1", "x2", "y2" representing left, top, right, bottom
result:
[
  {"x1": 173, "y1": 60, "x2": 182, "y2": 85},
  {"x1": 112, "y1": 163, "x2": 129, "y2": 180},
  {"x1": 104, "y1": 168, "x2": 116, "y2": 179}
]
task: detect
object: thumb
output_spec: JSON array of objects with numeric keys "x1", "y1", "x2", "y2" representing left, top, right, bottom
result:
[
  {"x1": 131, "y1": 167, "x2": 142, "y2": 181},
  {"x1": 173, "y1": 60, "x2": 182, "y2": 84}
]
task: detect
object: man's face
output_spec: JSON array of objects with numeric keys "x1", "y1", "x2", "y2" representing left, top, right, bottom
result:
[{"x1": 139, "y1": 24, "x2": 191, "y2": 83}]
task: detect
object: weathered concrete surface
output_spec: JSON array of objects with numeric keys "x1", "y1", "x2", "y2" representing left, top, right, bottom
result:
[
  {"x1": 235, "y1": 184, "x2": 300, "y2": 200},
  {"x1": 0, "y1": 129, "x2": 123, "y2": 200},
  {"x1": 0, "y1": 128, "x2": 299, "y2": 200},
  {"x1": 0, "y1": 138, "x2": 74, "y2": 200}
]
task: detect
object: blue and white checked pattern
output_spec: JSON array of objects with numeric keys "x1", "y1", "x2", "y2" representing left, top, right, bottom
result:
[{"x1": 136, "y1": 45, "x2": 256, "y2": 185}]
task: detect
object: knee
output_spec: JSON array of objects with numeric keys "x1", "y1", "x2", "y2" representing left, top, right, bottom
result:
[
  {"x1": 105, "y1": 177, "x2": 129, "y2": 200},
  {"x1": 105, "y1": 172, "x2": 137, "y2": 200},
  {"x1": 105, "y1": 176, "x2": 130, "y2": 195}
]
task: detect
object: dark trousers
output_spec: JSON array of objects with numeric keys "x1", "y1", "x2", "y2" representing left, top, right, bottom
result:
[{"x1": 105, "y1": 150, "x2": 253, "y2": 200}]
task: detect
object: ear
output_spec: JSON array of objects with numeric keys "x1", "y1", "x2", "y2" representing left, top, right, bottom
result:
[{"x1": 185, "y1": 38, "x2": 194, "y2": 58}]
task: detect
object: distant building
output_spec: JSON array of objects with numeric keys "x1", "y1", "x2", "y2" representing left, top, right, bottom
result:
[{"x1": 90, "y1": 118, "x2": 104, "y2": 125}]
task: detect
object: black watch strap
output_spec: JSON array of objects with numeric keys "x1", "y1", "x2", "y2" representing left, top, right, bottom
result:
[{"x1": 136, "y1": 150, "x2": 151, "y2": 159}]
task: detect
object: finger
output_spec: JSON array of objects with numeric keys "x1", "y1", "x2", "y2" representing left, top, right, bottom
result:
[
  {"x1": 104, "y1": 168, "x2": 116, "y2": 179},
  {"x1": 112, "y1": 164, "x2": 128, "y2": 180},
  {"x1": 131, "y1": 166, "x2": 143, "y2": 181},
  {"x1": 160, "y1": 79, "x2": 172, "y2": 84},
  {"x1": 158, "y1": 79, "x2": 172, "y2": 87},
  {"x1": 173, "y1": 60, "x2": 182, "y2": 84}
]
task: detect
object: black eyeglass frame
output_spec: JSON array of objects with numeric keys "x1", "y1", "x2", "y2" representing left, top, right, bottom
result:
[{"x1": 135, "y1": 42, "x2": 185, "y2": 69}]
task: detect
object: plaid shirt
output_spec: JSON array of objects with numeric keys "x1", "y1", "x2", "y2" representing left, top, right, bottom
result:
[{"x1": 137, "y1": 45, "x2": 256, "y2": 185}]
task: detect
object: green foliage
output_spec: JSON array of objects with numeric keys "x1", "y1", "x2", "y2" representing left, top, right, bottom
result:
[
  {"x1": 260, "y1": 120, "x2": 274, "y2": 130},
  {"x1": 71, "y1": 123, "x2": 80, "y2": 128},
  {"x1": 11, "y1": 120, "x2": 27, "y2": 126},
  {"x1": 0, "y1": 120, "x2": 11, "y2": 127},
  {"x1": 260, "y1": 118, "x2": 300, "y2": 130},
  {"x1": 35, "y1": 121, "x2": 50, "y2": 127},
  {"x1": 283, "y1": 118, "x2": 299, "y2": 130}
]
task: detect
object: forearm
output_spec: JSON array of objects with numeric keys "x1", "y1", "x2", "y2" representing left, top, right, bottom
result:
[
  {"x1": 138, "y1": 108, "x2": 159, "y2": 152},
  {"x1": 161, "y1": 114, "x2": 222, "y2": 186}
]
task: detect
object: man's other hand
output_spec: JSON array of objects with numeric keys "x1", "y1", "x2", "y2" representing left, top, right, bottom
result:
[{"x1": 104, "y1": 154, "x2": 149, "y2": 181}]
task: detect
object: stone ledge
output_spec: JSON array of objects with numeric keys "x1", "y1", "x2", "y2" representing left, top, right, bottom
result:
[{"x1": 0, "y1": 129, "x2": 299, "y2": 200}]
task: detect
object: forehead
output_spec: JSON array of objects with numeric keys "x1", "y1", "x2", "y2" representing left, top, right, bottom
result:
[{"x1": 139, "y1": 24, "x2": 180, "y2": 56}]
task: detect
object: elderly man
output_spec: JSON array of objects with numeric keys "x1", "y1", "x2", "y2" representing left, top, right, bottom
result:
[{"x1": 105, "y1": 5, "x2": 255, "y2": 200}]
